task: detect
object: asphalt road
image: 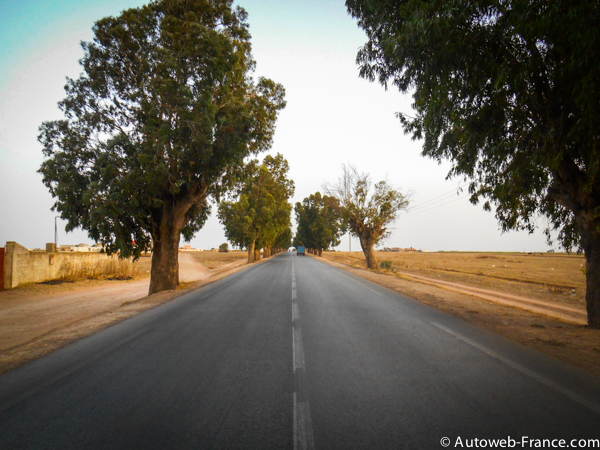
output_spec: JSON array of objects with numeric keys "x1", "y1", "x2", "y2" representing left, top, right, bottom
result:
[{"x1": 1, "y1": 252, "x2": 599, "y2": 449}]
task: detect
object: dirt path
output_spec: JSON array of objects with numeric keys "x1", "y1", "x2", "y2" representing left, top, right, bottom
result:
[
  {"x1": 396, "y1": 271, "x2": 587, "y2": 324},
  {"x1": 0, "y1": 253, "x2": 255, "y2": 375},
  {"x1": 178, "y1": 252, "x2": 212, "y2": 282},
  {"x1": 0, "y1": 253, "x2": 214, "y2": 352},
  {"x1": 318, "y1": 254, "x2": 600, "y2": 377}
]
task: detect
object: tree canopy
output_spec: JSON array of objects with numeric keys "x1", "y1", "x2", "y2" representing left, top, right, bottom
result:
[
  {"x1": 218, "y1": 153, "x2": 294, "y2": 262},
  {"x1": 294, "y1": 192, "x2": 344, "y2": 256},
  {"x1": 38, "y1": 0, "x2": 285, "y2": 293},
  {"x1": 346, "y1": 0, "x2": 600, "y2": 326},
  {"x1": 327, "y1": 165, "x2": 408, "y2": 268}
]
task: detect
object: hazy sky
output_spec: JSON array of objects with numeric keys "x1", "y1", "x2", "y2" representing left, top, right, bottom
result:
[{"x1": 0, "y1": 0, "x2": 556, "y2": 252}]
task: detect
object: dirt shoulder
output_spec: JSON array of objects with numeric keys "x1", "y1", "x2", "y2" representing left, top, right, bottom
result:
[
  {"x1": 0, "y1": 252, "x2": 250, "y2": 375},
  {"x1": 318, "y1": 253, "x2": 600, "y2": 377}
]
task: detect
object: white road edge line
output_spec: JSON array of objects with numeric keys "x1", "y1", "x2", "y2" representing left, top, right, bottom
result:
[
  {"x1": 431, "y1": 322, "x2": 600, "y2": 415},
  {"x1": 334, "y1": 270, "x2": 383, "y2": 296}
]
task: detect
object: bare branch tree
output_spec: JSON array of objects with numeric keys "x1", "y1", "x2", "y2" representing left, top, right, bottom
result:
[{"x1": 325, "y1": 164, "x2": 409, "y2": 269}]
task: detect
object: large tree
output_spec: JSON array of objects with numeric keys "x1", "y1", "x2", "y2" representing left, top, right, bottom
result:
[
  {"x1": 327, "y1": 165, "x2": 408, "y2": 268},
  {"x1": 218, "y1": 153, "x2": 294, "y2": 263},
  {"x1": 346, "y1": 0, "x2": 600, "y2": 327},
  {"x1": 294, "y1": 192, "x2": 344, "y2": 256},
  {"x1": 38, "y1": 0, "x2": 285, "y2": 294}
]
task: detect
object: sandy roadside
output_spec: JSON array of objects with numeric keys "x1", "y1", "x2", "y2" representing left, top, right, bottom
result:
[
  {"x1": 3, "y1": 251, "x2": 598, "y2": 378},
  {"x1": 316, "y1": 254, "x2": 600, "y2": 377},
  {"x1": 0, "y1": 252, "x2": 252, "y2": 375}
]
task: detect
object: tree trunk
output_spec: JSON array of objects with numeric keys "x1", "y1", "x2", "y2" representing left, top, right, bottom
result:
[
  {"x1": 255, "y1": 248, "x2": 261, "y2": 261},
  {"x1": 360, "y1": 235, "x2": 377, "y2": 269},
  {"x1": 149, "y1": 209, "x2": 182, "y2": 294},
  {"x1": 148, "y1": 181, "x2": 207, "y2": 295},
  {"x1": 248, "y1": 240, "x2": 256, "y2": 263},
  {"x1": 318, "y1": 248, "x2": 323, "y2": 257},
  {"x1": 582, "y1": 229, "x2": 600, "y2": 328}
]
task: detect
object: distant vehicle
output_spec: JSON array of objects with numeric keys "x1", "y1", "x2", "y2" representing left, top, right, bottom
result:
[{"x1": 297, "y1": 246, "x2": 306, "y2": 256}]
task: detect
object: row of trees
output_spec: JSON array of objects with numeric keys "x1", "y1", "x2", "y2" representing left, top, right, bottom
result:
[
  {"x1": 218, "y1": 154, "x2": 294, "y2": 263},
  {"x1": 38, "y1": 0, "x2": 600, "y2": 327},
  {"x1": 38, "y1": 0, "x2": 286, "y2": 294},
  {"x1": 293, "y1": 192, "x2": 344, "y2": 257},
  {"x1": 294, "y1": 165, "x2": 409, "y2": 269}
]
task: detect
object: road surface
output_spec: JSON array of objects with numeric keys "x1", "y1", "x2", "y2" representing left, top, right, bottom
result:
[{"x1": 1, "y1": 252, "x2": 599, "y2": 449}]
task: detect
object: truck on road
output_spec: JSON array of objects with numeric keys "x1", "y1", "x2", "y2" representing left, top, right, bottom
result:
[{"x1": 297, "y1": 246, "x2": 306, "y2": 256}]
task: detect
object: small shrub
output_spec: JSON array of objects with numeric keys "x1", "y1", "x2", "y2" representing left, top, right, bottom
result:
[{"x1": 380, "y1": 260, "x2": 393, "y2": 270}]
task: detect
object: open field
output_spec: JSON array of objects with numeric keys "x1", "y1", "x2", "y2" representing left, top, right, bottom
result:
[
  {"x1": 188, "y1": 250, "x2": 247, "y2": 269},
  {"x1": 320, "y1": 251, "x2": 600, "y2": 376},
  {"x1": 325, "y1": 251, "x2": 586, "y2": 308},
  {"x1": 132, "y1": 251, "x2": 247, "y2": 275}
]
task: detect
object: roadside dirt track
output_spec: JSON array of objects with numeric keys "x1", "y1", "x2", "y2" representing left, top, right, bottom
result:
[
  {"x1": 0, "y1": 253, "x2": 248, "y2": 374},
  {"x1": 318, "y1": 253, "x2": 600, "y2": 377}
]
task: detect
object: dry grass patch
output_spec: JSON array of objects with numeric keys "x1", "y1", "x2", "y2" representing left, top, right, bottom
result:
[
  {"x1": 55, "y1": 256, "x2": 143, "y2": 282},
  {"x1": 327, "y1": 251, "x2": 586, "y2": 307},
  {"x1": 188, "y1": 250, "x2": 247, "y2": 270},
  {"x1": 320, "y1": 252, "x2": 600, "y2": 376},
  {"x1": 129, "y1": 252, "x2": 248, "y2": 278}
]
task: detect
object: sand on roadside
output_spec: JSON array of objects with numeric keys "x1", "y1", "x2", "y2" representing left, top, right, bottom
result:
[
  {"x1": 0, "y1": 251, "x2": 249, "y2": 374},
  {"x1": 317, "y1": 253, "x2": 600, "y2": 377}
]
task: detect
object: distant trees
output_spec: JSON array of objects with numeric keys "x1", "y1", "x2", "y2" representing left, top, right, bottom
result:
[
  {"x1": 294, "y1": 192, "x2": 344, "y2": 256},
  {"x1": 38, "y1": 0, "x2": 285, "y2": 294},
  {"x1": 346, "y1": 0, "x2": 600, "y2": 327},
  {"x1": 326, "y1": 165, "x2": 409, "y2": 269},
  {"x1": 273, "y1": 227, "x2": 293, "y2": 252},
  {"x1": 218, "y1": 154, "x2": 294, "y2": 263},
  {"x1": 219, "y1": 243, "x2": 229, "y2": 253}
]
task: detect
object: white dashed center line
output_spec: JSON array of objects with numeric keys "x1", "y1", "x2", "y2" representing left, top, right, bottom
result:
[{"x1": 292, "y1": 260, "x2": 315, "y2": 450}]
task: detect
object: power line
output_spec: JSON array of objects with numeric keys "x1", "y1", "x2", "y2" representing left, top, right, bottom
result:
[
  {"x1": 406, "y1": 183, "x2": 468, "y2": 214},
  {"x1": 407, "y1": 190, "x2": 460, "y2": 212},
  {"x1": 404, "y1": 192, "x2": 471, "y2": 217}
]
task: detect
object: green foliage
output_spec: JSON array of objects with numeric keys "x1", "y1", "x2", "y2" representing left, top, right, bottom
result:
[
  {"x1": 346, "y1": 0, "x2": 600, "y2": 251},
  {"x1": 327, "y1": 165, "x2": 409, "y2": 247},
  {"x1": 273, "y1": 227, "x2": 293, "y2": 250},
  {"x1": 326, "y1": 165, "x2": 408, "y2": 269},
  {"x1": 294, "y1": 192, "x2": 344, "y2": 253},
  {"x1": 218, "y1": 153, "x2": 294, "y2": 253},
  {"x1": 380, "y1": 260, "x2": 392, "y2": 270},
  {"x1": 38, "y1": 0, "x2": 286, "y2": 259},
  {"x1": 219, "y1": 243, "x2": 229, "y2": 253}
]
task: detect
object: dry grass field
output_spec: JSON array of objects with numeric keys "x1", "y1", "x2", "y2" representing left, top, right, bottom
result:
[
  {"x1": 325, "y1": 251, "x2": 586, "y2": 308},
  {"x1": 132, "y1": 251, "x2": 247, "y2": 275},
  {"x1": 321, "y1": 251, "x2": 600, "y2": 376},
  {"x1": 188, "y1": 250, "x2": 247, "y2": 269}
]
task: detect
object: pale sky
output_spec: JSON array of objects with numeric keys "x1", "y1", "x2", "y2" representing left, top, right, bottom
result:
[{"x1": 0, "y1": 0, "x2": 556, "y2": 252}]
